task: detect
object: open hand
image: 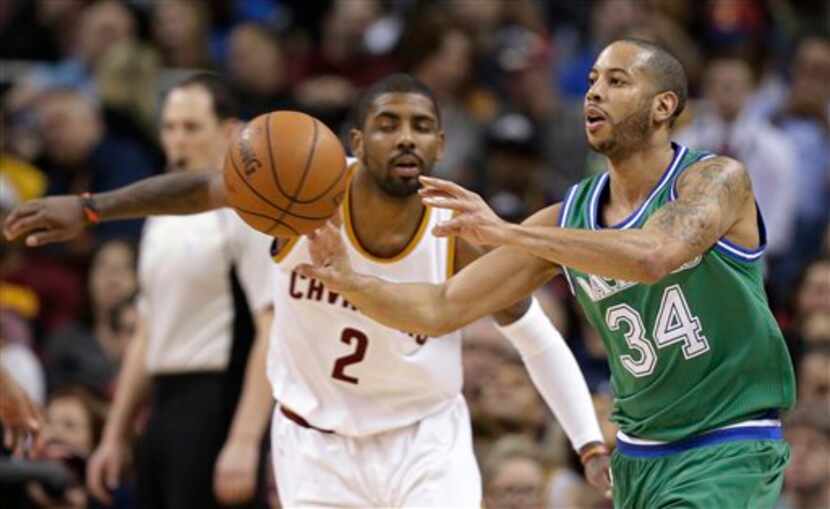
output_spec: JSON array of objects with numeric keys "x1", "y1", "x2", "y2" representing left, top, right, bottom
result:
[
  {"x1": 3, "y1": 196, "x2": 86, "y2": 246},
  {"x1": 294, "y1": 221, "x2": 359, "y2": 294},
  {"x1": 418, "y1": 176, "x2": 510, "y2": 246},
  {"x1": 584, "y1": 451, "x2": 613, "y2": 499},
  {"x1": 86, "y1": 438, "x2": 127, "y2": 504},
  {"x1": 214, "y1": 436, "x2": 260, "y2": 504}
]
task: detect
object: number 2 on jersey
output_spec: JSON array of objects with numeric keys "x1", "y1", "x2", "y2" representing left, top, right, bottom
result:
[
  {"x1": 606, "y1": 284, "x2": 710, "y2": 378},
  {"x1": 331, "y1": 328, "x2": 368, "y2": 384}
]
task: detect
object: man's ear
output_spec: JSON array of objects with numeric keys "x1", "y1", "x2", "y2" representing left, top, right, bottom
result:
[
  {"x1": 350, "y1": 128, "x2": 364, "y2": 160},
  {"x1": 435, "y1": 130, "x2": 445, "y2": 162},
  {"x1": 653, "y1": 91, "x2": 679, "y2": 125}
]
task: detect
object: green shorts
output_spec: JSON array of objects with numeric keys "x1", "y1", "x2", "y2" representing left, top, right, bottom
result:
[{"x1": 611, "y1": 439, "x2": 790, "y2": 508}]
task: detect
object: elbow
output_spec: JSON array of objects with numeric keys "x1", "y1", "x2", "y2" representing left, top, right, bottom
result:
[{"x1": 638, "y1": 251, "x2": 673, "y2": 284}]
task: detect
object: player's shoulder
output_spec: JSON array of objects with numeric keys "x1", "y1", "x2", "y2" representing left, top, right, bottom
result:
[{"x1": 677, "y1": 154, "x2": 751, "y2": 195}]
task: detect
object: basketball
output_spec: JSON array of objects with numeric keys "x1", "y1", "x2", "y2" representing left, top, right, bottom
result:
[{"x1": 223, "y1": 111, "x2": 348, "y2": 237}]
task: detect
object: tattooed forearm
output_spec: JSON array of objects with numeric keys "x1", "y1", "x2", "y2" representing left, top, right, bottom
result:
[{"x1": 94, "y1": 172, "x2": 221, "y2": 220}]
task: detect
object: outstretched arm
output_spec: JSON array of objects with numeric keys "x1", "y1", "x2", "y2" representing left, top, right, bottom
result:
[
  {"x1": 3, "y1": 171, "x2": 226, "y2": 246},
  {"x1": 296, "y1": 205, "x2": 562, "y2": 337},
  {"x1": 421, "y1": 156, "x2": 753, "y2": 283}
]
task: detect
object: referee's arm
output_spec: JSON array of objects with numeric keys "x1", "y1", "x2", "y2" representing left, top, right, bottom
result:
[{"x1": 213, "y1": 306, "x2": 274, "y2": 504}]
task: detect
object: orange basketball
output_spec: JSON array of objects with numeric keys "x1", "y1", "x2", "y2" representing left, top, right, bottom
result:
[{"x1": 223, "y1": 111, "x2": 348, "y2": 237}]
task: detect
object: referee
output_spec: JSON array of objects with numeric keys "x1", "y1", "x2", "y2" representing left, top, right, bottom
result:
[{"x1": 85, "y1": 74, "x2": 274, "y2": 509}]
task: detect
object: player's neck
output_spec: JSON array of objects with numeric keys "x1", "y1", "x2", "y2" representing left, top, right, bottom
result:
[
  {"x1": 605, "y1": 140, "x2": 675, "y2": 208},
  {"x1": 349, "y1": 168, "x2": 425, "y2": 256}
]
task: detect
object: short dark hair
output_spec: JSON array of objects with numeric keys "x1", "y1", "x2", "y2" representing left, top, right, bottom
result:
[
  {"x1": 352, "y1": 73, "x2": 441, "y2": 129},
  {"x1": 617, "y1": 38, "x2": 688, "y2": 124},
  {"x1": 170, "y1": 71, "x2": 240, "y2": 120}
]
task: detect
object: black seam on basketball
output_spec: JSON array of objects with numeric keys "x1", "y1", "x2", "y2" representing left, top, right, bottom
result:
[
  {"x1": 280, "y1": 123, "x2": 347, "y2": 203},
  {"x1": 277, "y1": 117, "x2": 319, "y2": 224},
  {"x1": 229, "y1": 147, "x2": 333, "y2": 220},
  {"x1": 268, "y1": 118, "x2": 317, "y2": 226},
  {"x1": 233, "y1": 205, "x2": 300, "y2": 236},
  {"x1": 265, "y1": 113, "x2": 292, "y2": 201}
]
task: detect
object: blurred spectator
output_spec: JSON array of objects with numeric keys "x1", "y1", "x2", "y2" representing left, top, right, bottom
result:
[
  {"x1": 778, "y1": 406, "x2": 830, "y2": 509},
  {"x1": 794, "y1": 257, "x2": 830, "y2": 324},
  {"x1": 152, "y1": 0, "x2": 214, "y2": 69},
  {"x1": 1, "y1": 167, "x2": 84, "y2": 337},
  {"x1": 479, "y1": 112, "x2": 547, "y2": 221},
  {"x1": 95, "y1": 40, "x2": 162, "y2": 140},
  {"x1": 785, "y1": 256, "x2": 830, "y2": 366},
  {"x1": 494, "y1": 25, "x2": 590, "y2": 200},
  {"x1": 462, "y1": 319, "x2": 519, "y2": 432},
  {"x1": 294, "y1": 0, "x2": 397, "y2": 128},
  {"x1": 481, "y1": 434, "x2": 547, "y2": 509},
  {"x1": 675, "y1": 57, "x2": 797, "y2": 258},
  {"x1": 44, "y1": 239, "x2": 138, "y2": 397},
  {"x1": 0, "y1": 0, "x2": 85, "y2": 61},
  {"x1": 35, "y1": 89, "x2": 156, "y2": 241},
  {"x1": 25, "y1": 386, "x2": 107, "y2": 509},
  {"x1": 557, "y1": 0, "x2": 640, "y2": 98},
  {"x1": 0, "y1": 311, "x2": 46, "y2": 406},
  {"x1": 798, "y1": 347, "x2": 830, "y2": 405},
  {"x1": 569, "y1": 313, "x2": 612, "y2": 394},
  {"x1": 399, "y1": 12, "x2": 482, "y2": 182},
  {"x1": 226, "y1": 23, "x2": 296, "y2": 120},
  {"x1": 22, "y1": 0, "x2": 137, "y2": 99},
  {"x1": 755, "y1": 35, "x2": 830, "y2": 290}
]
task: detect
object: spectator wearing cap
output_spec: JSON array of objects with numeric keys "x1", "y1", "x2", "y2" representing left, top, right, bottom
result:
[
  {"x1": 479, "y1": 111, "x2": 547, "y2": 222},
  {"x1": 493, "y1": 25, "x2": 591, "y2": 200}
]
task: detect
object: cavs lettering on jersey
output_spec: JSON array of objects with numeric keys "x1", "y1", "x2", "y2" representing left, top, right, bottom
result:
[
  {"x1": 266, "y1": 162, "x2": 462, "y2": 437},
  {"x1": 559, "y1": 143, "x2": 795, "y2": 442}
]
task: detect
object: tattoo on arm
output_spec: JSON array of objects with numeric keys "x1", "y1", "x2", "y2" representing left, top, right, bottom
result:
[
  {"x1": 646, "y1": 157, "x2": 752, "y2": 252},
  {"x1": 96, "y1": 173, "x2": 218, "y2": 220}
]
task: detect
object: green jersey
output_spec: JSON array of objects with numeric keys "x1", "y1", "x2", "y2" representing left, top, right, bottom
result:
[{"x1": 559, "y1": 143, "x2": 795, "y2": 442}]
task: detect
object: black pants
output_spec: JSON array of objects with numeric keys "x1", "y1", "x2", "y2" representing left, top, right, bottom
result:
[{"x1": 135, "y1": 373, "x2": 269, "y2": 509}]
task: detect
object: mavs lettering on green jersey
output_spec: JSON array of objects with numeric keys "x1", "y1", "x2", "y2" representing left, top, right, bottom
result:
[{"x1": 559, "y1": 143, "x2": 795, "y2": 442}]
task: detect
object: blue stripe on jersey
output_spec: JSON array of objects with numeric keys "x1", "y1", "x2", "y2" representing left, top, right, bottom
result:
[
  {"x1": 559, "y1": 185, "x2": 579, "y2": 295},
  {"x1": 589, "y1": 143, "x2": 688, "y2": 230},
  {"x1": 668, "y1": 151, "x2": 768, "y2": 263},
  {"x1": 616, "y1": 424, "x2": 783, "y2": 458}
]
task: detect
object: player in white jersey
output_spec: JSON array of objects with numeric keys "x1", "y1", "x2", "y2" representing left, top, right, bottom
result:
[{"x1": 5, "y1": 74, "x2": 612, "y2": 507}]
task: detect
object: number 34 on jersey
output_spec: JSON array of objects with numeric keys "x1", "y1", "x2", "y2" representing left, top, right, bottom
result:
[{"x1": 606, "y1": 284, "x2": 710, "y2": 378}]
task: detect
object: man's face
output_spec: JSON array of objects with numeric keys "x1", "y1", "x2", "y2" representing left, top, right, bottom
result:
[
  {"x1": 160, "y1": 85, "x2": 228, "y2": 171},
  {"x1": 352, "y1": 92, "x2": 444, "y2": 197},
  {"x1": 45, "y1": 397, "x2": 93, "y2": 455},
  {"x1": 485, "y1": 457, "x2": 545, "y2": 509},
  {"x1": 790, "y1": 38, "x2": 830, "y2": 113},
  {"x1": 584, "y1": 42, "x2": 657, "y2": 158},
  {"x1": 705, "y1": 59, "x2": 753, "y2": 120},
  {"x1": 38, "y1": 93, "x2": 101, "y2": 165}
]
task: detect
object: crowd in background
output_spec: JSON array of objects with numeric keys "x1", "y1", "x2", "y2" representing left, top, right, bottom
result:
[{"x1": 0, "y1": 1, "x2": 828, "y2": 508}]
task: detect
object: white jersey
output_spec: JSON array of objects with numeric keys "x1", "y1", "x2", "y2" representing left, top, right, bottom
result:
[
  {"x1": 139, "y1": 209, "x2": 274, "y2": 373},
  {"x1": 267, "y1": 164, "x2": 463, "y2": 437}
]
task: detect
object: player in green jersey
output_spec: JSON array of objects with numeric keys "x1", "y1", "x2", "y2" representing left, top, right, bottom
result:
[{"x1": 293, "y1": 39, "x2": 796, "y2": 508}]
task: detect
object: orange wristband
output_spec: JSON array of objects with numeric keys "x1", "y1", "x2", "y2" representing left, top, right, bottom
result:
[
  {"x1": 580, "y1": 443, "x2": 609, "y2": 465},
  {"x1": 80, "y1": 193, "x2": 101, "y2": 224}
]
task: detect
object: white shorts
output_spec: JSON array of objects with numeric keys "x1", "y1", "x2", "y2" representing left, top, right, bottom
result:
[{"x1": 271, "y1": 395, "x2": 481, "y2": 508}]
